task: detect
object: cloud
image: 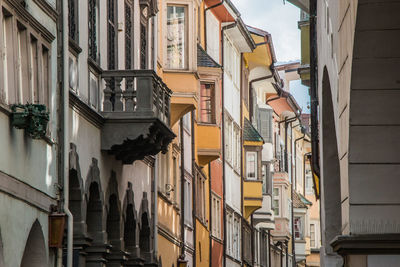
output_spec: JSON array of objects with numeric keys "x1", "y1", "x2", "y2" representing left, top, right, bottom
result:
[{"x1": 230, "y1": 0, "x2": 301, "y2": 62}]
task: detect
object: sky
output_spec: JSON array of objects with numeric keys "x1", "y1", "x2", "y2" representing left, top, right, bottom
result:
[{"x1": 230, "y1": 0, "x2": 310, "y2": 113}]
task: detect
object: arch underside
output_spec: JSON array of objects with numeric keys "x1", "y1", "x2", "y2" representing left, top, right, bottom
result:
[{"x1": 348, "y1": 1, "x2": 400, "y2": 235}]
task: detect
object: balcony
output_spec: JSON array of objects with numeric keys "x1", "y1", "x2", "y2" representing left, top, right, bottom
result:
[
  {"x1": 196, "y1": 123, "x2": 221, "y2": 166},
  {"x1": 101, "y1": 70, "x2": 175, "y2": 164}
]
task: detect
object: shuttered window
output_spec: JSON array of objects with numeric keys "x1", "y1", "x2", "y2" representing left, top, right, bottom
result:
[{"x1": 258, "y1": 107, "x2": 273, "y2": 143}]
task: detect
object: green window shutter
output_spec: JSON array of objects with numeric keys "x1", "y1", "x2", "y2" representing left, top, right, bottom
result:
[{"x1": 259, "y1": 108, "x2": 273, "y2": 143}]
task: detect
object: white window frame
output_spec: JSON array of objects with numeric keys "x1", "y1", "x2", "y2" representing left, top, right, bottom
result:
[
  {"x1": 211, "y1": 193, "x2": 221, "y2": 239},
  {"x1": 163, "y1": 0, "x2": 196, "y2": 71},
  {"x1": 273, "y1": 187, "x2": 280, "y2": 217},
  {"x1": 246, "y1": 151, "x2": 257, "y2": 180},
  {"x1": 310, "y1": 223, "x2": 316, "y2": 248}
]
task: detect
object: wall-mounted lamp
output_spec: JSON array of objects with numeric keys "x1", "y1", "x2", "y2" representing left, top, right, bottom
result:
[{"x1": 49, "y1": 213, "x2": 66, "y2": 248}]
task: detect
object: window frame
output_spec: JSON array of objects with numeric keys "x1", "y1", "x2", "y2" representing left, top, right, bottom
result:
[
  {"x1": 211, "y1": 193, "x2": 222, "y2": 239},
  {"x1": 165, "y1": 3, "x2": 189, "y2": 70},
  {"x1": 0, "y1": 6, "x2": 52, "y2": 108},
  {"x1": 273, "y1": 187, "x2": 280, "y2": 217},
  {"x1": 246, "y1": 151, "x2": 258, "y2": 180},
  {"x1": 199, "y1": 82, "x2": 216, "y2": 124}
]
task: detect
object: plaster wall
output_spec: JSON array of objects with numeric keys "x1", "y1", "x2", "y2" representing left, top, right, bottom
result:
[{"x1": 0, "y1": 193, "x2": 51, "y2": 267}]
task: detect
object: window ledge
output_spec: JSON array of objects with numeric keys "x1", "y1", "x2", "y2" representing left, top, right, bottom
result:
[
  {"x1": 69, "y1": 38, "x2": 82, "y2": 56},
  {"x1": 163, "y1": 69, "x2": 196, "y2": 75},
  {"x1": 0, "y1": 103, "x2": 11, "y2": 116},
  {"x1": 88, "y1": 57, "x2": 103, "y2": 74},
  {"x1": 211, "y1": 235, "x2": 223, "y2": 244},
  {"x1": 244, "y1": 179, "x2": 262, "y2": 183}
]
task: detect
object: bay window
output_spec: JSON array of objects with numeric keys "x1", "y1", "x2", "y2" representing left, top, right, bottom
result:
[{"x1": 167, "y1": 5, "x2": 187, "y2": 69}]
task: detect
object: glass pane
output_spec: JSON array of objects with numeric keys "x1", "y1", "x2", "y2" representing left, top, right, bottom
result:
[{"x1": 167, "y1": 6, "x2": 186, "y2": 69}]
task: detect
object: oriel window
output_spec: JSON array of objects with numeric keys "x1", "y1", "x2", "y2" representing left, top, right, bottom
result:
[
  {"x1": 200, "y1": 83, "x2": 215, "y2": 124},
  {"x1": 167, "y1": 5, "x2": 187, "y2": 69}
]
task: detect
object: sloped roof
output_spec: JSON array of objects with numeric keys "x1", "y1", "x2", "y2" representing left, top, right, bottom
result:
[
  {"x1": 293, "y1": 191, "x2": 311, "y2": 209},
  {"x1": 197, "y1": 45, "x2": 221, "y2": 68},
  {"x1": 243, "y1": 118, "x2": 264, "y2": 143}
]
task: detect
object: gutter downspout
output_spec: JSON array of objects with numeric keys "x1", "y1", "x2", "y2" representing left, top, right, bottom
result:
[
  {"x1": 62, "y1": 1, "x2": 73, "y2": 266},
  {"x1": 180, "y1": 119, "x2": 185, "y2": 258},
  {"x1": 291, "y1": 132, "x2": 305, "y2": 267},
  {"x1": 221, "y1": 22, "x2": 233, "y2": 267},
  {"x1": 208, "y1": 164, "x2": 212, "y2": 267},
  {"x1": 310, "y1": 0, "x2": 320, "y2": 191}
]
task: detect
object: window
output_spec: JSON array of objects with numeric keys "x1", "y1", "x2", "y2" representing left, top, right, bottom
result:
[
  {"x1": 184, "y1": 178, "x2": 192, "y2": 225},
  {"x1": 182, "y1": 112, "x2": 191, "y2": 131},
  {"x1": 310, "y1": 223, "x2": 316, "y2": 248},
  {"x1": 2, "y1": 10, "x2": 15, "y2": 104},
  {"x1": 1, "y1": 8, "x2": 51, "y2": 107},
  {"x1": 172, "y1": 155, "x2": 179, "y2": 202},
  {"x1": 167, "y1": 5, "x2": 187, "y2": 69},
  {"x1": 195, "y1": 167, "x2": 206, "y2": 223},
  {"x1": 17, "y1": 23, "x2": 29, "y2": 104},
  {"x1": 88, "y1": 0, "x2": 98, "y2": 61},
  {"x1": 226, "y1": 210, "x2": 241, "y2": 260},
  {"x1": 108, "y1": 0, "x2": 117, "y2": 70},
  {"x1": 200, "y1": 83, "x2": 215, "y2": 123},
  {"x1": 305, "y1": 169, "x2": 313, "y2": 195},
  {"x1": 233, "y1": 213, "x2": 241, "y2": 260},
  {"x1": 273, "y1": 187, "x2": 280, "y2": 216},
  {"x1": 211, "y1": 194, "x2": 221, "y2": 239},
  {"x1": 294, "y1": 217, "x2": 303, "y2": 240},
  {"x1": 140, "y1": 16, "x2": 147, "y2": 69},
  {"x1": 258, "y1": 108, "x2": 273, "y2": 143},
  {"x1": 226, "y1": 210, "x2": 233, "y2": 256},
  {"x1": 246, "y1": 151, "x2": 257, "y2": 180},
  {"x1": 262, "y1": 163, "x2": 272, "y2": 195},
  {"x1": 68, "y1": 0, "x2": 78, "y2": 41},
  {"x1": 224, "y1": 115, "x2": 232, "y2": 163},
  {"x1": 125, "y1": 0, "x2": 133, "y2": 69},
  {"x1": 223, "y1": 36, "x2": 240, "y2": 88},
  {"x1": 89, "y1": 72, "x2": 98, "y2": 109},
  {"x1": 233, "y1": 124, "x2": 240, "y2": 171},
  {"x1": 158, "y1": 150, "x2": 169, "y2": 193}
]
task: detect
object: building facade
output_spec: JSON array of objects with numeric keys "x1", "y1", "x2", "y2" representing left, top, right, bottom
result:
[{"x1": 0, "y1": 1, "x2": 318, "y2": 267}]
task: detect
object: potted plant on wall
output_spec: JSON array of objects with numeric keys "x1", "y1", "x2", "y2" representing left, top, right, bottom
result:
[{"x1": 11, "y1": 104, "x2": 49, "y2": 139}]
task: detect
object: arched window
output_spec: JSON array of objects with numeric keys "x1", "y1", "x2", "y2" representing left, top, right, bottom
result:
[{"x1": 139, "y1": 212, "x2": 150, "y2": 252}]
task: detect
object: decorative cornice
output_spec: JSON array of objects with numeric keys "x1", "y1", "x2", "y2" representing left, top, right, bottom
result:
[
  {"x1": 157, "y1": 225, "x2": 182, "y2": 247},
  {"x1": 32, "y1": 0, "x2": 58, "y2": 22},
  {"x1": 0, "y1": 170, "x2": 57, "y2": 213},
  {"x1": 331, "y1": 234, "x2": 400, "y2": 255},
  {"x1": 69, "y1": 91, "x2": 104, "y2": 128}
]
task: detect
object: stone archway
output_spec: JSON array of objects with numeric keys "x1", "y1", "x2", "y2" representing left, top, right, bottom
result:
[
  {"x1": 0, "y1": 229, "x2": 4, "y2": 267},
  {"x1": 105, "y1": 171, "x2": 127, "y2": 267},
  {"x1": 20, "y1": 220, "x2": 47, "y2": 267},
  {"x1": 138, "y1": 192, "x2": 152, "y2": 262},
  {"x1": 85, "y1": 158, "x2": 108, "y2": 267},
  {"x1": 123, "y1": 182, "x2": 141, "y2": 266},
  {"x1": 320, "y1": 68, "x2": 342, "y2": 266}
]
